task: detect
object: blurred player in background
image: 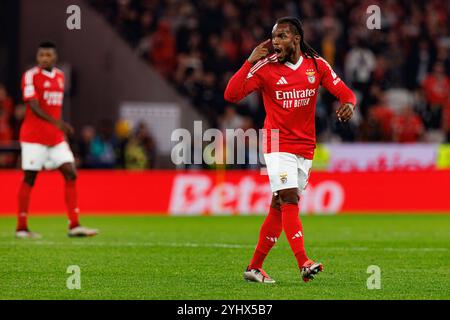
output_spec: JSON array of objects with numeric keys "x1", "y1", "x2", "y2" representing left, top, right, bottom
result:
[
  {"x1": 225, "y1": 17, "x2": 356, "y2": 283},
  {"x1": 16, "y1": 42, "x2": 98, "y2": 238}
]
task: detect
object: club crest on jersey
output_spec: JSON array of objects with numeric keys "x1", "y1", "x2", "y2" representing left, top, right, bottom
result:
[
  {"x1": 306, "y1": 69, "x2": 316, "y2": 84},
  {"x1": 280, "y1": 172, "x2": 288, "y2": 184},
  {"x1": 44, "y1": 81, "x2": 51, "y2": 88}
]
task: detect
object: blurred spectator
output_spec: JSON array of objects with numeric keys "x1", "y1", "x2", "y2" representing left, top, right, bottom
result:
[
  {"x1": 0, "y1": 85, "x2": 19, "y2": 167},
  {"x1": 115, "y1": 119, "x2": 132, "y2": 168},
  {"x1": 218, "y1": 105, "x2": 244, "y2": 132},
  {"x1": 194, "y1": 71, "x2": 225, "y2": 125},
  {"x1": 359, "y1": 111, "x2": 384, "y2": 142},
  {"x1": 392, "y1": 106, "x2": 424, "y2": 143},
  {"x1": 0, "y1": 84, "x2": 14, "y2": 118},
  {"x1": 344, "y1": 39, "x2": 376, "y2": 112},
  {"x1": 77, "y1": 125, "x2": 97, "y2": 168},
  {"x1": 0, "y1": 105, "x2": 12, "y2": 144},
  {"x1": 116, "y1": 0, "x2": 141, "y2": 47},
  {"x1": 90, "y1": 119, "x2": 119, "y2": 168},
  {"x1": 405, "y1": 39, "x2": 435, "y2": 89},
  {"x1": 444, "y1": 100, "x2": 450, "y2": 142},
  {"x1": 149, "y1": 20, "x2": 177, "y2": 79},
  {"x1": 421, "y1": 61, "x2": 450, "y2": 129},
  {"x1": 241, "y1": 116, "x2": 259, "y2": 169},
  {"x1": 367, "y1": 93, "x2": 395, "y2": 141},
  {"x1": 0, "y1": 85, "x2": 14, "y2": 146},
  {"x1": 422, "y1": 62, "x2": 450, "y2": 106},
  {"x1": 124, "y1": 122, "x2": 156, "y2": 169},
  {"x1": 11, "y1": 103, "x2": 26, "y2": 141}
]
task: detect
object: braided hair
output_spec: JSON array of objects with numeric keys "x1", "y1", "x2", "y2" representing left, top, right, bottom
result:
[{"x1": 276, "y1": 16, "x2": 319, "y2": 70}]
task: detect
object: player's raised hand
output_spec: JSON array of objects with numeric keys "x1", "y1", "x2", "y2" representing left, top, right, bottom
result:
[
  {"x1": 247, "y1": 39, "x2": 271, "y2": 64},
  {"x1": 336, "y1": 103, "x2": 355, "y2": 122},
  {"x1": 57, "y1": 121, "x2": 75, "y2": 136}
]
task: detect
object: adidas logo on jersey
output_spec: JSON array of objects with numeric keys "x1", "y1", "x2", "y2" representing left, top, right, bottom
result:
[
  {"x1": 276, "y1": 76, "x2": 288, "y2": 85},
  {"x1": 291, "y1": 231, "x2": 303, "y2": 240}
]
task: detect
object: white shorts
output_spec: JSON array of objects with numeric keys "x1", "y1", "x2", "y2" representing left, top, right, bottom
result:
[
  {"x1": 263, "y1": 152, "x2": 313, "y2": 194},
  {"x1": 21, "y1": 141, "x2": 75, "y2": 171}
]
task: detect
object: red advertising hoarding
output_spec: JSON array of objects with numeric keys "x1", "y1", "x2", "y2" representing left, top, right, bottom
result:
[{"x1": 0, "y1": 170, "x2": 449, "y2": 215}]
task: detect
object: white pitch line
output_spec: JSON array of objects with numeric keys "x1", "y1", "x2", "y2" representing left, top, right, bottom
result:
[
  {"x1": 0, "y1": 241, "x2": 448, "y2": 252},
  {"x1": 316, "y1": 246, "x2": 448, "y2": 252},
  {"x1": 0, "y1": 241, "x2": 255, "y2": 249}
]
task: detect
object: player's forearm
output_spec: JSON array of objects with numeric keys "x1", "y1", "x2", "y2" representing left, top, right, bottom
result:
[
  {"x1": 29, "y1": 99, "x2": 61, "y2": 127},
  {"x1": 224, "y1": 61, "x2": 254, "y2": 103},
  {"x1": 331, "y1": 82, "x2": 357, "y2": 107}
]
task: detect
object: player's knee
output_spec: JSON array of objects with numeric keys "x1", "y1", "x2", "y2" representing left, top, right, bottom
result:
[
  {"x1": 62, "y1": 168, "x2": 77, "y2": 181},
  {"x1": 64, "y1": 171, "x2": 77, "y2": 181},
  {"x1": 24, "y1": 177, "x2": 36, "y2": 187},
  {"x1": 278, "y1": 188, "x2": 299, "y2": 205},
  {"x1": 271, "y1": 202, "x2": 281, "y2": 212},
  {"x1": 270, "y1": 194, "x2": 281, "y2": 211},
  {"x1": 24, "y1": 171, "x2": 37, "y2": 187},
  {"x1": 60, "y1": 163, "x2": 77, "y2": 181}
]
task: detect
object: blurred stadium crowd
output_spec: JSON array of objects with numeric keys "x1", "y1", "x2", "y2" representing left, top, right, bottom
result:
[
  {"x1": 1, "y1": 0, "x2": 450, "y2": 169},
  {"x1": 88, "y1": 0, "x2": 450, "y2": 142}
]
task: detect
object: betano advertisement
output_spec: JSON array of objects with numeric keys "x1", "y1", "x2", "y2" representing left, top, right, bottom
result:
[{"x1": 0, "y1": 169, "x2": 449, "y2": 215}]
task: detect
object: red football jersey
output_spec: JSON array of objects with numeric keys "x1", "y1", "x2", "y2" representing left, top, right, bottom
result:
[
  {"x1": 20, "y1": 67, "x2": 65, "y2": 146},
  {"x1": 224, "y1": 54, "x2": 357, "y2": 159},
  {"x1": 421, "y1": 74, "x2": 450, "y2": 105}
]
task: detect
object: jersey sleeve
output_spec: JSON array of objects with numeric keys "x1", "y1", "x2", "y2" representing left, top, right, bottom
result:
[
  {"x1": 318, "y1": 57, "x2": 357, "y2": 106},
  {"x1": 21, "y1": 69, "x2": 38, "y2": 102},
  {"x1": 224, "y1": 60, "x2": 264, "y2": 103},
  {"x1": 58, "y1": 71, "x2": 65, "y2": 91}
]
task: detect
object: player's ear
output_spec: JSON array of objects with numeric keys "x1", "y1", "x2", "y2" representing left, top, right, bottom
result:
[{"x1": 294, "y1": 34, "x2": 301, "y2": 45}]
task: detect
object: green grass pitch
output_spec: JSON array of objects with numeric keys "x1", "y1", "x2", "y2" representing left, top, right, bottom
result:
[{"x1": 0, "y1": 214, "x2": 449, "y2": 300}]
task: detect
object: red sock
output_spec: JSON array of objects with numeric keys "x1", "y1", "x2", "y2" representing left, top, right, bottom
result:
[
  {"x1": 281, "y1": 203, "x2": 309, "y2": 268},
  {"x1": 65, "y1": 180, "x2": 80, "y2": 229},
  {"x1": 17, "y1": 182, "x2": 32, "y2": 231},
  {"x1": 249, "y1": 206, "x2": 282, "y2": 269}
]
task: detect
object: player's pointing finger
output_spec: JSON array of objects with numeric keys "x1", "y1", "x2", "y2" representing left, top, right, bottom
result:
[{"x1": 259, "y1": 39, "x2": 271, "y2": 47}]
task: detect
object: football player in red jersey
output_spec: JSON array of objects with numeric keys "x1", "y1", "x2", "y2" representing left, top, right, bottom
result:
[
  {"x1": 225, "y1": 17, "x2": 356, "y2": 283},
  {"x1": 16, "y1": 42, "x2": 98, "y2": 238}
]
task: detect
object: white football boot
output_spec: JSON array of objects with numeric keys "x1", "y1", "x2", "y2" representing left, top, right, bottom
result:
[
  {"x1": 301, "y1": 260, "x2": 323, "y2": 282},
  {"x1": 15, "y1": 230, "x2": 42, "y2": 239},
  {"x1": 243, "y1": 267, "x2": 276, "y2": 283},
  {"x1": 68, "y1": 226, "x2": 99, "y2": 237}
]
